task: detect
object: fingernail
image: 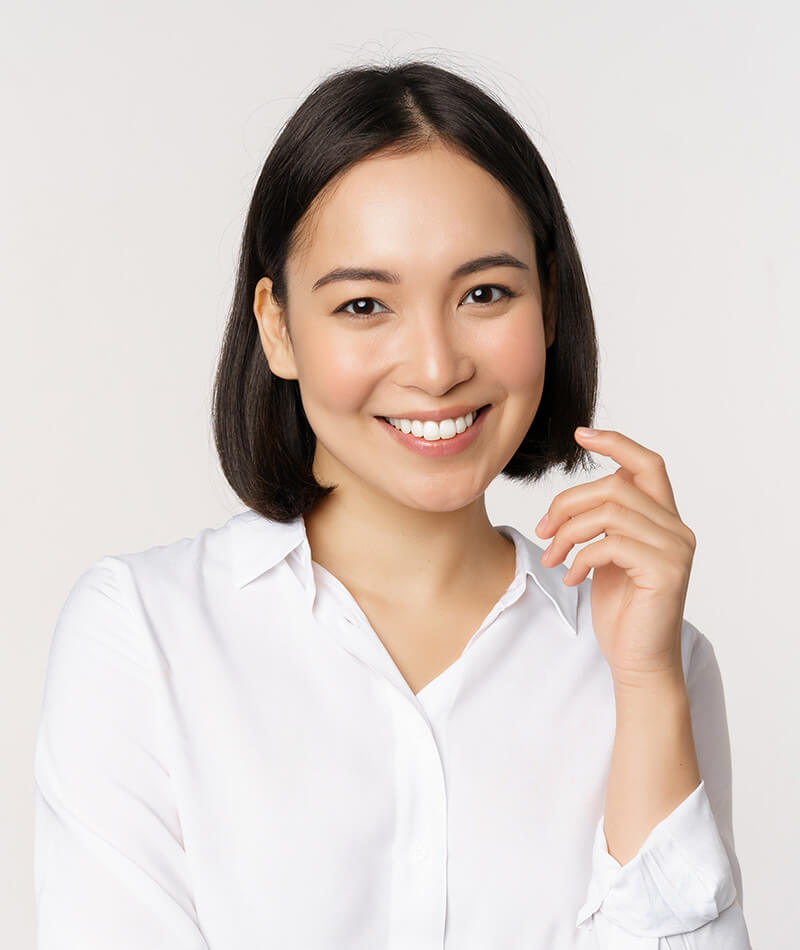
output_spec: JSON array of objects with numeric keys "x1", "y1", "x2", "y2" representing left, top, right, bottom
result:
[
  {"x1": 536, "y1": 513, "x2": 549, "y2": 534},
  {"x1": 576, "y1": 427, "x2": 598, "y2": 437}
]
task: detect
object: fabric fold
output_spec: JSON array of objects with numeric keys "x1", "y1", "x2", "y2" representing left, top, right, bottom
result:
[{"x1": 576, "y1": 779, "x2": 738, "y2": 938}]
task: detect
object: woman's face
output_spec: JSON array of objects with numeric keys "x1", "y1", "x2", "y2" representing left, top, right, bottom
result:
[{"x1": 254, "y1": 143, "x2": 555, "y2": 516}]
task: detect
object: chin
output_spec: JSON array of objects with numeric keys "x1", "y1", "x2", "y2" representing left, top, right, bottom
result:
[{"x1": 384, "y1": 478, "x2": 490, "y2": 514}]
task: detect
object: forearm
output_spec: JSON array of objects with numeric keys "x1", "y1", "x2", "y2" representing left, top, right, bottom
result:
[{"x1": 604, "y1": 668, "x2": 702, "y2": 866}]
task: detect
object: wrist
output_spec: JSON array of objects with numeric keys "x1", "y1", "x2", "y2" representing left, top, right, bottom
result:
[{"x1": 611, "y1": 664, "x2": 687, "y2": 700}]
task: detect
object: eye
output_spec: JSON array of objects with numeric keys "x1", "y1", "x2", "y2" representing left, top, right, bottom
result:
[
  {"x1": 336, "y1": 297, "x2": 390, "y2": 318},
  {"x1": 462, "y1": 283, "x2": 516, "y2": 306},
  {"x1": 335, "y1": 283, "x2": 516, "y2": 319}
]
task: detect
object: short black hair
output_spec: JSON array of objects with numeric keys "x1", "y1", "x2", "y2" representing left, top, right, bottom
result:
[{"x1": 212, "y1": 59, "x2": 600, "y2": 523}]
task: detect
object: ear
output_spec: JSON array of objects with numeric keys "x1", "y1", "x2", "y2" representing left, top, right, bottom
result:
[
  {"x1": 253, "y1": 276, "x2": 298, "y2": 380},
  {"x1": 543, "y1": 255, "x2": 557, "y2": 348}
]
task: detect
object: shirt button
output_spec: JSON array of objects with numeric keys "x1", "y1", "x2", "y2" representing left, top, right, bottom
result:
[{"x1": 410, "y1": 845, "x2": 427, "y2": 862}]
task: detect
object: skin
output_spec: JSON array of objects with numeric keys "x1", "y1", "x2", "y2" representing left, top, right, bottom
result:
[
  {"x1": 253, "y1": 141, "x2": 556, "y2": 611},
  {"x1": 255, "y1": 142, "x2": 706, "y2": 865},
  {"x1": 537, "y1": 428, "x2": 702, "y2": 864}
]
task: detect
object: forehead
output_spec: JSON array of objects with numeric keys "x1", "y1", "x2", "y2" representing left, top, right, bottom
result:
[{"x1": 288, "y1": 145, "x2": 535, "y2": 284}]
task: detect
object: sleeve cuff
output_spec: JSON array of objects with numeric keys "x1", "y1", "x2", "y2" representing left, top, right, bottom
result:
[{"x1": 575, "y1": 779, "x2": 738, "y2": 937}]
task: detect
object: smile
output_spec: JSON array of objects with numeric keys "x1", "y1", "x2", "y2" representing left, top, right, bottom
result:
[
  {"x1": 382, "y1": 406, "x2": 483, "y2": 439},
  {"x1": 375, "y1": 405, "x2": 491, "y2": 457}
]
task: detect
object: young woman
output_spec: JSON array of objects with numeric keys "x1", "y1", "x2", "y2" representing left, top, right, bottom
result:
[{"x1": 34, "y1": 62, "x2": 752, "y2": 948}]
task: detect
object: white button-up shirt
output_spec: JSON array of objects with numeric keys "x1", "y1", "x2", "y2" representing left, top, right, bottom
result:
[{"x1": 34, "y1": 508, "x2": 753, "y2": 948}]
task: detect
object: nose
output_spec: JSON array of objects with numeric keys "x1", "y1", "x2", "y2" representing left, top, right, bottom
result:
[{"x1": 400, "y1": 311, "x2": 475, "y2": 395}]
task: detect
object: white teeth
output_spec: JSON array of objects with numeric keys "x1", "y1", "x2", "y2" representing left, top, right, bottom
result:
[{"x1": 386, "y1": 409, "x2": 479, "y2": 441}]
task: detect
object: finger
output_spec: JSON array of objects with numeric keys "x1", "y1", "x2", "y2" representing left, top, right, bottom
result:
[
  {"x1": 562, "y1": 533, "x2": 689, "y2": 590},
  {"x1": 537, "y1": 472, "x2": 693, "y2": 548},
  {"x1": 574, "y1": 428, "x2": 680, "y2": 515},
  {"x1": 540, "y1": 501, "x2": 692, "y2": 570}
]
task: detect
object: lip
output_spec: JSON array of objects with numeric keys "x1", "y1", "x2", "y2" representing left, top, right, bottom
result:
[
  {"x1": 375, "y1": 404, "x2": 491, "y2": 457},
  {"x1": 375, "y1": 403, "x2": 488, "y2": 423}
]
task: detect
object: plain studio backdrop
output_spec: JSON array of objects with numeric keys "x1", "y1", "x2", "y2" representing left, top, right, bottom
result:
[{"x1": 2, "y1": 2, "x2": 798, "y2": 947}]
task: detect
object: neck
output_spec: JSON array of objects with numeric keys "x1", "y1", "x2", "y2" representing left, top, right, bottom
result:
[{"x1": 303, "y1": 488, "x2": 512, "y2": 606}]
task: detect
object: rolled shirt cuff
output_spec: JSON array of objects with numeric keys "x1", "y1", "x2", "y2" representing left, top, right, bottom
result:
[{"x1": 576, "y1": 779, "x2": 738, "y2": 938}]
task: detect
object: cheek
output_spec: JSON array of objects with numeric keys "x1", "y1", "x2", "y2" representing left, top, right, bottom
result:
[
  {"x1": 479, "y1": 315, "x2": 547, "y2": 392},
  {"x1": 298, "y1": 327, "x2": 380, "y2": 412}
]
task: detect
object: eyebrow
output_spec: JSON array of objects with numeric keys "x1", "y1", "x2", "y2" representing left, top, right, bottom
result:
[{"x1": 311, "y1": 252, "x2": 529, "y2": 293}]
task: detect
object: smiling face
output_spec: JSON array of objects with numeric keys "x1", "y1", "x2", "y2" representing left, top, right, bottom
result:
[{"x1": 254, "y1": 142, "x2": 556, "y2": 518}]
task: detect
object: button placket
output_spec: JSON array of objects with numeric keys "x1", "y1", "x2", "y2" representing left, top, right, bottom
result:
[{"x1": 385, "y1": 686, "x2": 448, "y2": 949}]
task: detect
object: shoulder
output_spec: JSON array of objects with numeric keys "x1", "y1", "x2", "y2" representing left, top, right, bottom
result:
[
  {"x1": 73, "y1": 511, "x2": 247, "y2": 609},
  {"x1": 52, "y1": 514, "x2": 244, "y2": 662},
  {"x1": 110, "y1": 516, "x2": 233, "y2": 586}
]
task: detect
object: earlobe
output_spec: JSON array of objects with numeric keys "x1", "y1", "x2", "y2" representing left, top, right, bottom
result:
[{"x1": 253, "y1": 276, "x2": 298, "y2": 380}]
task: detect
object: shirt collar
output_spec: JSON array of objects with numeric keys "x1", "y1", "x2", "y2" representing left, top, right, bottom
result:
[{"x1": 228, "y1": 508, "x2": 577, "y2": 637}]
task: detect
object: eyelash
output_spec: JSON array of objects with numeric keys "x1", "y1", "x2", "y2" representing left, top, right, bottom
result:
[{"x1": 335, "y1": 283, "x2": 517, "y2": 318}]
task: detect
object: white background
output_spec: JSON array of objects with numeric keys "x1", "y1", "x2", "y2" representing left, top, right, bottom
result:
[{"x1": 3, "y1": 1, "x2": 798, "y2": 946}]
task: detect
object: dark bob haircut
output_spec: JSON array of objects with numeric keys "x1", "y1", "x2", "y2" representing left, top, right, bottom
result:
[{"x1": 212, "y1": 60, "x2": 600, "y2": 523}]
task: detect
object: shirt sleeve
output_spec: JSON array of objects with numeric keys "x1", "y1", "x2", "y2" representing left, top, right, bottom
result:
[
  {"x1": 574, "y1": 622, "x2": 753, "y2": 949},
  {"x1": 34, "y1": 556, "x2": 210, "y2": 950}
]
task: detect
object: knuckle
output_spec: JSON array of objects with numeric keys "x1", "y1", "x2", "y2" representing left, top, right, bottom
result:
[{"x1": 675, "y1": 520, "x2": 696, "y2": 550}]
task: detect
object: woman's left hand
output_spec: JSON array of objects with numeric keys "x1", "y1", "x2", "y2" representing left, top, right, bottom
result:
[{"x1": 535, "y1": 427, "x2": 697, "y2": 685}]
